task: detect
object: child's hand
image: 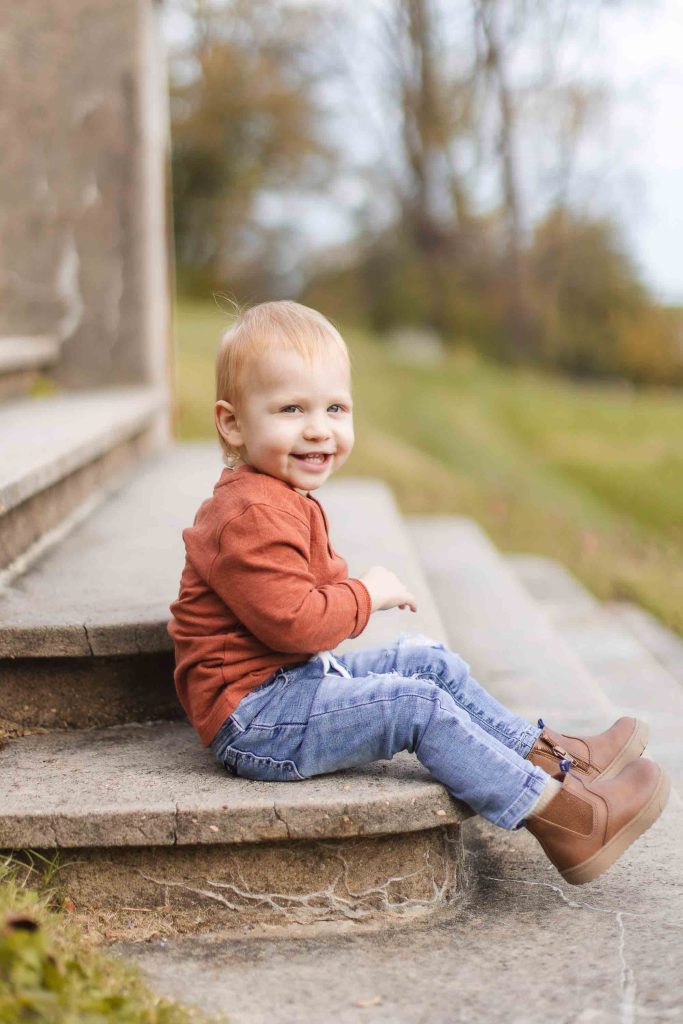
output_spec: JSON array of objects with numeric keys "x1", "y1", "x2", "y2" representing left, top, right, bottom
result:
[{"x1": 360, "y1": 566, "x2": 418, "y2": 613}]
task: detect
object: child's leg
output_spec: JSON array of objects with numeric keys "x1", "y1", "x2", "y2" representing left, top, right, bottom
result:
[
  {"x1": 336, "y1": 634, "x2": 541, "y2": 759},
  {"x1": 212, "y1": 641, "x2": 668, "y2": 882},
  {"x1": 337, "y1": 636, "x2": 648, "y2": 782},
  {"x1": 214, "y1": 644, "x2": 550, "y2": 830},
  {"x1": 298, "y1": 667, "x2": 549, "y2": 828}
]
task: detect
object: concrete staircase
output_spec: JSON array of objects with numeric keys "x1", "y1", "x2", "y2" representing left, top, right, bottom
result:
[
  {"x1": 0, "y1": 444, "x2": 471, "y2": 938},
  {"x1": 0, "y1": 386, "x2": 167, "y2": 578},
  {"x1": 2, "y1": 440, "x2": 683, "y2": 1017},
  {"x1": 109, "y1": 506, "x2": 683, "y2": 1024}
]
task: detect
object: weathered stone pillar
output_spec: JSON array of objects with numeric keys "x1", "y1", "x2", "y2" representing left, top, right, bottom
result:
[{"x1": 0, "y1": 0, "x2": 172, "y2": 391}]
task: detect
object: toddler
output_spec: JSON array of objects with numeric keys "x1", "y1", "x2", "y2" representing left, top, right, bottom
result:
[{"x1": 168, "y1": 300, "x2": 669, "y2": 886}]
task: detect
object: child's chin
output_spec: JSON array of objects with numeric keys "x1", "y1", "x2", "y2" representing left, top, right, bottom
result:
[{"x1": 293, "y1": 473, "x2": 327, "y2": 489}]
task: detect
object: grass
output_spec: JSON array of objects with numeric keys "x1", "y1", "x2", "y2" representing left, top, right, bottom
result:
[
  {"x1": 0, "y1": 852, "x2": 225, "y2": 1023},
  {"x1": 171, "y1": 297, "x2": 683, "y2": 635}
]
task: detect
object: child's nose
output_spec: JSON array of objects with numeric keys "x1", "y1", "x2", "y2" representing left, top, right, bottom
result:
[{"x1": 303, "y1": 413, "x2": 331, "y2": 439}]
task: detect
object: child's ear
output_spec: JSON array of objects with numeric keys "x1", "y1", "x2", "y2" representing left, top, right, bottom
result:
[{"x1": 215, "y1": 400, "x2": 244, "y2": 450}]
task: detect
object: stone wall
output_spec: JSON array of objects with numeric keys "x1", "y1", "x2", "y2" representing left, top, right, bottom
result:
[{"x1": 0, "y1": 0, "x2": 171, "y2": 389}]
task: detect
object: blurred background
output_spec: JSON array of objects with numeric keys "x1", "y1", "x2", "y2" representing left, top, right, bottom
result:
[
  {"x1": 1, "y1": 0, "x2": 681, "y2": 632},
  {"x1": 163, "y1": 0, "x2": 683, "y2": 634},
  {"x1": 1, "y1": 0, "x2": 681, "y2": 998}
]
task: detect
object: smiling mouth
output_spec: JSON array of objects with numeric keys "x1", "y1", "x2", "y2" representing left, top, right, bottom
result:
[{"x1": 291, "y1": 452, "x2": 333, "y2": 464}]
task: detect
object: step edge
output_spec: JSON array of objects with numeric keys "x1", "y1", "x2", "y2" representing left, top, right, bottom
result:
[{"x1": 0, "y1": 386, "x2": 167, "y2": 514}]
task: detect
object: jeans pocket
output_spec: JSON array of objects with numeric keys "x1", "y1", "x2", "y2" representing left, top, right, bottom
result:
[{"x1": 231, "y1": 748, "x2": 306, "y2": 782}]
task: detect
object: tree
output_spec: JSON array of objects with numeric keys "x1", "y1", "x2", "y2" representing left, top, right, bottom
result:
[
  {"x1": 169, "y1": 0, "x2": 331, "y2": 295},
  {"x1": 314, "y1": 0, "x2": 616, "y2": 359},
  {"x1": 530, "y1": 209, "x2": 682, "y2": 383}
]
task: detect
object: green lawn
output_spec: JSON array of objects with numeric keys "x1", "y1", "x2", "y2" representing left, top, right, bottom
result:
[
  {"x1": 171, "y1": 298, "x2": 683, "y2": 635},
  {"x1": 0, "y1": 854, "x2": 224, "y2": 1024}
]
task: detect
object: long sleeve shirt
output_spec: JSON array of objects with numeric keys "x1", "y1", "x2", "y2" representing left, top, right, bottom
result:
[{"x1": 167, "y1": 463, "x2": 372, "y2": 746}]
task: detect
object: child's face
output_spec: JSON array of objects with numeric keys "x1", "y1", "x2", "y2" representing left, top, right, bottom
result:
[{"x1": 216, "y1": 348, "x2": 354, "y2": 491}]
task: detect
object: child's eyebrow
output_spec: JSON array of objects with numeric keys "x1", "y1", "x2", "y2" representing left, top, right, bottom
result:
[{"x1": 271, "y1": 393, "x2": 352, "y2": 405}]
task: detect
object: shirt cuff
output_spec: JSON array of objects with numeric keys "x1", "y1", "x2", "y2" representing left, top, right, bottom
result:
[{"x1": 343, "y1": 577, "x2": 372, "y2": 638}]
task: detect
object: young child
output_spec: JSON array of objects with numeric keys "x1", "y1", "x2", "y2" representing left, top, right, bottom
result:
[{"x1": 168, "y1": 299, "x2": 670, "y2": 886}]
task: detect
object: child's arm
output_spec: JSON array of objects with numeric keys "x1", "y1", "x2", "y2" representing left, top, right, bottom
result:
[{"x1": 209, "y1": 503, "x2": 372, "y2": 653}]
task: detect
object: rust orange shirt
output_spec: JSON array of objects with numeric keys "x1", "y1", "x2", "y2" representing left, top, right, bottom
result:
[{"x1": 168, "y1": 464, "x2": 372, "y2": 746}]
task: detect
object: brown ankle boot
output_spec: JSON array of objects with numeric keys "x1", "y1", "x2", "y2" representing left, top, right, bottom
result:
[
  {"x1": 526, "y1": 758, "x2": 670, "y2": 885},
  {"x1": 527, "y1": 717, "x2": 649, "y2": 781}
]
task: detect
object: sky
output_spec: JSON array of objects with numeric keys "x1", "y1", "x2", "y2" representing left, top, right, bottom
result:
[
  {"x1": 595, "y1": 0, "x2": 683, "y2": 302},
  {"x1": 163, "y1": 0, "x2": 683, "y2": 303}
]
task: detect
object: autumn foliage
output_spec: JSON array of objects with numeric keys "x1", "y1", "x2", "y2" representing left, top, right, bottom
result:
[{"x1": 169, "y1": 0, "x2": 683, "y2": 386}]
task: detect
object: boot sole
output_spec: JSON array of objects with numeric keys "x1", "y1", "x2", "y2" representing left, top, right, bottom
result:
[
  {"x1": 561, "y1": 766, "x2": 671, "y2": 885},
  {"x1": 598, "y1": 718, "x2": 650, "y2": 781}
]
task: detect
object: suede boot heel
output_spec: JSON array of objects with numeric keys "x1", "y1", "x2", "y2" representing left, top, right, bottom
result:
[{"x1": 526, "y1": 758, "x2": 670, "y2": 886}]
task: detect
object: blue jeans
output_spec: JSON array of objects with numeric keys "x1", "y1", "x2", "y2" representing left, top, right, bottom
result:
[{"x1": 211, "y1": 633, "x2": 549, "y2": 830}]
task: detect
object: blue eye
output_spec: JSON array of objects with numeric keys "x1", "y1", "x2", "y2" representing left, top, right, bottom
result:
[{"x1": 280, "y1": 403, "x2": 348, "y2": 414}]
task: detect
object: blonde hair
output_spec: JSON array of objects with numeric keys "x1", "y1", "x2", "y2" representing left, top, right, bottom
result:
[{"x1": 215, "y1": 300, "x2": 350, "y2": 465}]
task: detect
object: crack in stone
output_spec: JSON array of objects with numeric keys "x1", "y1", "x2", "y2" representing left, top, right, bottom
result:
[
  {"x1": 133, "y1": 869, "x2": 241, "y2": 912},
  {"x1": 483, "y1": 873, "x2": 683, "y2": 1022},
  {"x1": 133, "y1": 866, "x2": 365, "y2": 920},
  {"x1": 82, "y1": 623, "x2": 95, "y2": 657},
  {"x1": 482, "y1": 874, "x2": 587, "y2": 909},
  {"x1": 317, "y1": 831, "x2": 458, "y2": 913},
  {"x1": 131, "y1": 830, "x2": 461, "y2": 924},
  {"x1": 324, "y1": 846, "x2": 423, "y2": 906},
  {"x1": 43, "y1": 817, "x2": 61, "y2": 847},
  {"x1": 616, "y1": 911, "x2": 637, "y2": 1024},
  {"x1": 481, "y1": 874, "x2": 683, "y2": 929},
  {"x1": 55, "y1": 227, "x2": 84, "y2": 343},
  {"x1": 272, "y1": 805, "x2": 292, "y2": 839}
]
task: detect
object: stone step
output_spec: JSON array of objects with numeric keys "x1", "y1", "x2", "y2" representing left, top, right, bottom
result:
[
  {"x1": 116, "y1": 798, "x2": 683, "y2": 1023},
  {"x1": 608, "y1": 600, "x2": 683, "y2": 689},
  {"x1": 0, "y1": 335, "x2": 60, "y2": 400},
  {"x1": 0, "y1": 443, "x2": 446, "y2": 737},
  {"x1": 405, "y1": 522, "x2": 683, "y2": 1024},
  {"x1": 0, "y1": 385, "x2": 168, "y2": 574},
  {"x1": 407, "y1": 516, "x2": 612, "y2": 733},
  {"x1": 0, "y1": 719, "x2": 471, "y2": 938},
  {"x1": 0, "y1": 456, "x2": 463, "y2": 938},
  {"x1": 507, "y1": 554, "x2": 683, "y2": 792},
  {"x1": 500, "y1": 552, "x2": 683, "y2": 986},
  {"x1": 112, "y1": 529, "x2": 683, "y2": 1010}
]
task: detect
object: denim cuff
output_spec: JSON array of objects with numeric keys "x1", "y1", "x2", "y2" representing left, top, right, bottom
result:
[{"x1": 495, "y1": 766, "x2": 548, "y2": 830}]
